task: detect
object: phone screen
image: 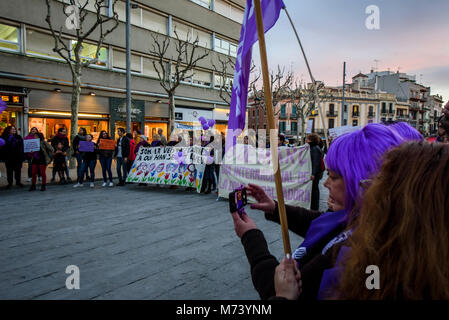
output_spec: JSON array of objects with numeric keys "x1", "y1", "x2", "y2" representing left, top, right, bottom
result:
[{"x1": 229, "y1": 187, "x2": 247, "y2": 213}]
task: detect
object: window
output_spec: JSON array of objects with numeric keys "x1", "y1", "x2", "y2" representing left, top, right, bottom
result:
[
  {"x1": 214, "y1": 36, "x2": 238, "y2": 57},
  {"x1": 280, "y1": 104, "x2": 286, "y2": 116},
  {"x1": 192, "y1": 69, "x2": 212, "y2": 87},
  {"x1": 329, "y1": 104, "x2": 334, "y2": 114},
  {"x1": 0, "y1": 23, "x2": 19, "y2": 52},
  {"x1": 215, "y1": 0, "x2": 244, "y2": 23},
  {"x1": 389, "y1": 103, "x2": 394, "y2": 113},
  {"x1": 291, "y1": 122, "x2": 297, "y2": 134},
  {"x1": 328, "y1": 118, "x2": 335, "y2": 129},
  {"x1": 292, "y1": 105, "x2": 297, "y2": 116},
  {"x1": 352, "y1": 120, "x2": 358, "y2": 127},
  {"x1": 26, "y1": 29, "x2": 65, "y2": 60},
  {"x1": 190, "y1": 0, "x2": 211, "y2": 9},
  {"x1": 343, "y1": 119, "x2": 347, "y2": 126},
  {"x1": 172, "y1": 20, "x2": 211, "y2": 49},
  {"x1": 279, "y1": 121, "x2": 286, "y2": 133},
  {"x1": 72, "y1": 41, "x2": 107, "y2": 67},
  {"x1": 112, "y1": 49, "x2": 141, "y2": 72},
  {"x1": 142, "y1": 9, "x2": 167, "y2": 34},
  {"x1": 214, "y1": 74, "x2": 232, "y2": 89},
  {"x1": 381, "y1": 102, "x2": 387, "y2": 113},
  {"x1": 344, "y1": 104, "x2": 347, "y2": 112},
  {"x1": 142, "y1": 57, "x2": 159, "y2": 78}
]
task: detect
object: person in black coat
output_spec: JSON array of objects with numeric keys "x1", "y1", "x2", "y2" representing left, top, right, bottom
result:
[
  {"x1": 50, "y1": 127, "x2": 71, "y2": 182},
  {"x1": 307, "y1": 133, "x2": 324, "y2": 211},
  {"x1": 0, "y1": 126, "x2": 25, "y2": 188},
  {"x1": 114, "y1": 127, "x2": 130, "y2": 186}
]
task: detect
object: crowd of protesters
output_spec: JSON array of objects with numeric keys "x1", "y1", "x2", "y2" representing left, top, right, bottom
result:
[
  {"x1": 0, "y1": 126, "x2": 222, "y2": 194},
  {"x1": 230, "y1": 101, "x2": 449, "y2": 300}
]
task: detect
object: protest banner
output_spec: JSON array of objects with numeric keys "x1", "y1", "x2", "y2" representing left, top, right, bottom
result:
[
  {"x1": 126, "y1": 146, "x2": 206, "y2": 193},
  {"x1": 329, "y1": 125, "x2": 361, "y2": 139},
  {"x1": 98, "y1": 139, "x2": 116, "y2": 150},
  {"x1": 79, "y1": 141, "x2": 94, "y2": 152},
  {"x1": 23, "y1": 138, "x2": 41, "y2": 153},
  {"x1": 219, "y1": 145, "x2": 313, "y2": 208}
]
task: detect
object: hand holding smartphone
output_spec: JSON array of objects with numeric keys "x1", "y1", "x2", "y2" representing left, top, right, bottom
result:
[{"x1": 229, "y1": 186, "x2": 248, "y2": 216}]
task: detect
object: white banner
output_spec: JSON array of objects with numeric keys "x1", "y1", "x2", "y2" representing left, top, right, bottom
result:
[
  {"x1": 23, "y1": 138, "x2": 40, "y2": 153},
  {"x1": 219, "y1": 145, "x2": 313, "y2": 208}
]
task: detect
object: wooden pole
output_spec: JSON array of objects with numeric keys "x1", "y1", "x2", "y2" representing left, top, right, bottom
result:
[{"x1": 254, "y1": 0, "x2": 291, "y2": 255}]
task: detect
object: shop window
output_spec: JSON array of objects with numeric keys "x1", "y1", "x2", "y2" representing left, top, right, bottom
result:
[
  {"x1": 0, "y1": 23, "x2": 19, "y2": 52},
  {"x1": 26, "y1": 29, "x2": 66, "y2": 60},
  {"x1": 145, "y1": 122, "x2": 168, "y2": 142},
  {"x1": 0, "y1": 110, "x2": 18, "y2": 136},
  {"x1": 71, "y1": 41, "x2": 108, "y2": 67}
]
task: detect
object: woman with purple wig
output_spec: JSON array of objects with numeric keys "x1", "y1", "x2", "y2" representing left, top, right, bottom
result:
[
  {"x1": 389, "y1": 122, "x2": 423, "y2": 142},
  {"x1": 231, "y1": 123, "x2": 405, "y2": 300}
]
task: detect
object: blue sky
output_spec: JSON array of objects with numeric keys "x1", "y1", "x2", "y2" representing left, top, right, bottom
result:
[{"x1": 251, "y1": 0, "x2": 449, "y2": 100}]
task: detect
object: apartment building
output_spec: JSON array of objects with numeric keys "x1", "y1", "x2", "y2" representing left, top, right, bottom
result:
[{"x1": 0, "y1": 0, "x2": 244, "y2": 139}]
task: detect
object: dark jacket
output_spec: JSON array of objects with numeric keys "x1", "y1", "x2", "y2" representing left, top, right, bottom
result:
[
  {"x1": 72, "y1": 135, "x2": 86, "y2": 155},
  {"x1": 114, "y1": 136, "x2": 130, "y2": 158},
  {"x1": 0, "y1": 134, "x2": 24, "y2": 162},
  {"x1": 51, "y1": 134, "x2": 70, "y2": 153},
  {"x1": 97, "y1": 137, "x2": 114, "y2": 158},
  {"x1": 81, "y1": 142, "x2": 98, "y2": 161},
  {"x1": 240, "y1": 203, "x2": 345, "y2": 300},
  {"x1": 309, "y1": 143, "x2": 323, "y2": 179}
]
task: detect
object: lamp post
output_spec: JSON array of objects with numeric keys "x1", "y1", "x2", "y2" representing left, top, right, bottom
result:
[{"x1": 126, "y1": 1, "x2": 139, "y2": 134}]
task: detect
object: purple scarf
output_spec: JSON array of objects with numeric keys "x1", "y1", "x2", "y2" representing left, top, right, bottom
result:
[
  {"x1": 318, "y1": 245, "x2": 352, "y2": 299},
  {"x1": 292, "y1": 210, "x2": 348, "y2": 265}
]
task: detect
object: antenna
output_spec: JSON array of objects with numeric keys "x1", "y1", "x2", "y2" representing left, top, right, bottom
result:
[{"x1": 374, "y1": 59, "x2": 380, "y2": 72}]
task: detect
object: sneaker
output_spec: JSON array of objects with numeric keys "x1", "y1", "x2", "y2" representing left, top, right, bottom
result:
[
  {"x1": 73, "y1": 183, "x2": 83, "y2": 188},
  {"x1": 90, "y1": 183, "x2": 94, "y2": 188},
  {"x1": 38, "y1": 177, "x2": 42, "y2": 182},
  {"x1": 27, "y1": 178, "x2": 32, "y2": 182},
  {"x1": 102, "y1": 182, "x2": 107, "y2": 187},
  {"x1": 109, "y1": 182, "x2": 114, "y2": 187}
]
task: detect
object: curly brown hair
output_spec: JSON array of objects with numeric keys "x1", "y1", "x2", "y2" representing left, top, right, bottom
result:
[{"x1": 333, "y1": 141, "x2": 449, "y2": 299}]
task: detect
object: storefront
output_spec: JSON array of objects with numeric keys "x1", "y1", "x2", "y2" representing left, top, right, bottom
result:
[
  {"x1": 213, "y1": 106, "x2": 230, "y2": 136},
  {"x1": 0, "y1": 89, "x2": 25, "y2": 136},
  {"x1": 28, "y1": 89, "x2": 110, "y2": 141},
  {"x1": 110, "y1": 97, "x2": 145, "y2": 139},
  {"x1": 144, "y1": 100, "x2": 168, "y2": 142}
]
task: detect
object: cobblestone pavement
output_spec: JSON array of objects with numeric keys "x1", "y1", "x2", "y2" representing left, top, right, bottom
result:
[{"x1": 0, "y1": 163, "x2": 329, "y2": 300}]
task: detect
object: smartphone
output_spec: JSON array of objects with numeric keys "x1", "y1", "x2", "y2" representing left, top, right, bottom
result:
[{"x1": 229, "y1": 187, "x2": 248, "y2": 213}]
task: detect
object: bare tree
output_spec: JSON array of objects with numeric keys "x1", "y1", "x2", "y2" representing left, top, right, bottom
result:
[
  {"x1": 289, "y1": 82, "x2": 334, "y2": 144},
  {"x1": 211, "y1": 56, "x2": 260, "y2": 106},
  {"x1": 150, "y1": 29, "x2": 209, "y2": 135},
  {"x1": 45, "y1": 0, "x2": 119, "y2": 163}
]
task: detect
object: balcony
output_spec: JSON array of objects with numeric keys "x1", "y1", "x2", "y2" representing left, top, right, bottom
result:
[
  {"x1": 326, "y1": 111, "x2": 338, "y2": 117},
  {"x1": 352, "y1": 112, "x2": 360, "y2": 118},
  {"x1": 279, "y1": 113, "x2": 287, "y2": 120},
  {"x1": 409, "y1": 104, "x2": 420, "y2": 111},
  {"x1": 367, "y1": 112, "x2": 376, "y2": 118}
]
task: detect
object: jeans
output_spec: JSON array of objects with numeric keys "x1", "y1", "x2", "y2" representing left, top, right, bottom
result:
[
  {"x1": 203, "y1": 165, "x2": 215, "y2": 191},
  {"x1": 116, "y1": 157, "x2": 128, "y2": 182},
  {"x1": 79, "y1": 159, "x2": 96, "y2": 184},
  {"x1": 75, "y1": 153, "x2": 84, "y2": 181},
  {"x1": 311, "y1": 178, "x2": 320, "y2": 211},
  {"x1": 99, "y1": 156, "x2": 113, "y2": 182}
]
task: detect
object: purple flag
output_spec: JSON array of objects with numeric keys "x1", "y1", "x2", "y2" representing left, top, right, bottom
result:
[{"x1": 226, "y1": 0, "x2": 285, "y2": 151}]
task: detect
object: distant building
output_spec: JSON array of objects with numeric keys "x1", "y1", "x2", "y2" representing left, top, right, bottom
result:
[{"x1": 0, "y1": 0, "x2": 244, "y2": 139}]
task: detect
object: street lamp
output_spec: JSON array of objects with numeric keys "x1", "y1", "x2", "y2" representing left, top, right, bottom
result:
[{"x1": 126, "y1": 1, "x2": 139, "y2": 134}]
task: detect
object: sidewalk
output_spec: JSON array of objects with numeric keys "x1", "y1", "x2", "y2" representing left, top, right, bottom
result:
[{"x1": 0, "y1": 160, "x2": 120, "y2": 187}]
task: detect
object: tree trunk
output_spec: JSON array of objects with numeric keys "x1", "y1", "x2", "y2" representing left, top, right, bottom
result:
[
  {"x1": 69, "y1": 64, "x2": 82, "y2": 169},
  {"x1": 168, "y1": 93, "x2": 176, "y2": 137},
  {"x1": 300, "y1": 114, "x2": 306, "y2": 145}
]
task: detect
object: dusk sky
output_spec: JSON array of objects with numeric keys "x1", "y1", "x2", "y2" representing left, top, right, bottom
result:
[{"x1": 252, "y1": 0, "x2": 449, "y2": 101}]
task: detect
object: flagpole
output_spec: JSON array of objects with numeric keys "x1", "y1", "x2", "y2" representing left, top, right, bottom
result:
[
  {"x1": 283, "y1": 7, "x2": 329, "y2": 149},
  {"x1": 254, "y1": 0, "x2": 291, "y2": 255}
]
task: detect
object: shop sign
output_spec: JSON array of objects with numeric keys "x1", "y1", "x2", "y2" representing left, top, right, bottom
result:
[{"x1": 1, "y1": 94, "x2": 24, "y2": 106}]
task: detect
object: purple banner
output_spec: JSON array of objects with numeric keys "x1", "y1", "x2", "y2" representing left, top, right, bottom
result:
[
  {"x1": 226, "y1": 0, "x2": 285, "y2": 151},
  {"x1": 79, "y1": 141, "x2": 94, "y2": 152}
]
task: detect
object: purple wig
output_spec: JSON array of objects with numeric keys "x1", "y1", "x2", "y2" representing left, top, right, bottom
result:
[
  {"x1": 390, "y1": 122, "x2": 423, "y2": 141},
  {"x1": 325, "y1": 123, "x2": 404, "y2": 214}
]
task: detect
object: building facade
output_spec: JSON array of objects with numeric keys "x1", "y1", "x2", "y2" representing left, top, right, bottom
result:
[{"x1": 0, "y1": 0, "x2": 243, "y2": 140}]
